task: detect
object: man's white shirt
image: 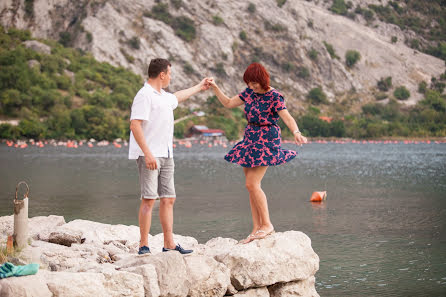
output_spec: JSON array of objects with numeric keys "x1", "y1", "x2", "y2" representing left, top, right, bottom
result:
[{"x1": 128, "y1": 82, "x2": 178, "y2": 159}]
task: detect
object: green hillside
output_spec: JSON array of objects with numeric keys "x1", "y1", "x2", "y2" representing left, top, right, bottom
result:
[
  {"x1": 0, "y1": 26, "x2": 141, "y2": 140},
  {"x1": 0, "y1": 27, "x2": 445, "y2": 140}
]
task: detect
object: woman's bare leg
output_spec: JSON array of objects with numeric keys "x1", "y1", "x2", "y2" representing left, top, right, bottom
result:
[{"x1": 241, "y1": 166, "x2": 274, "y2": 243}]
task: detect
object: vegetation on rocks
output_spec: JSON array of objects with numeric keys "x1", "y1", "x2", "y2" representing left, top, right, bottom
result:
[
  {"x1": 144, "y1": 3, "x2": 196, "y2": 42},
  {"x1": 345, "y1": 50, "x2": 361, "y2": 68},
  {"x1": 0, "y1": 28, "x2": 445, "y2": 141},
  {"x1": 0, "y1": 26, "x2": 141, "y2": 140}
]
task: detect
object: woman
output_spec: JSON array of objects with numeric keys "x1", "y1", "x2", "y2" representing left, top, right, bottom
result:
[{"x1": 208, "y1": 62, "x2": 307, "y2": 244}]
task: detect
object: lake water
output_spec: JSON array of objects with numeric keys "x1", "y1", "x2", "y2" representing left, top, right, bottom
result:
[{"x1": 1, "y1": 141, "x2": 445, "y2": 296}]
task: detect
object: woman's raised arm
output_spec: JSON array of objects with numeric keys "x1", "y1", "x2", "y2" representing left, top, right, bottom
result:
[{"x1": 208, "y1": 78, "x2": 244, "y2": 109}]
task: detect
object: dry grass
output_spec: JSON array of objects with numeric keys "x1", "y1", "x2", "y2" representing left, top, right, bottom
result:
[{"x1": 0, "y1": 240, "x2": 21, "y2": 264}]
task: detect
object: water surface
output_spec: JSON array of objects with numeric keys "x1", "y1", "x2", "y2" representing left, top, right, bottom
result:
[{"x1": 1, "y1": 142, "x2": 445, "y2": 296}]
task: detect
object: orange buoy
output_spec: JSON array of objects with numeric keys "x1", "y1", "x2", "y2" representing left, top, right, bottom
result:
[{"x1": 310, "y1": 191, "x2": 327, "y2": 202}]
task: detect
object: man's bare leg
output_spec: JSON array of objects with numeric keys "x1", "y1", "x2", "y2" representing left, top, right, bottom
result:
[
  {"x1": 139, "y1": 198, "x2": 156, "y2": 247},
  {"x1": 159, "y1": 197, "x2": 176, "y2": 249}
]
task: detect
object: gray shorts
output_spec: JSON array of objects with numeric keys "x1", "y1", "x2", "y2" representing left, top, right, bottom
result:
[{"x1": 137, "y1": 157, "x2": 176, "y2": 199}]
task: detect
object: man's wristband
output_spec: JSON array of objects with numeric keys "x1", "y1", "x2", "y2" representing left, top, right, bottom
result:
[{"x1": 293, "y1": 129, "x2": 301, "y2": 135}]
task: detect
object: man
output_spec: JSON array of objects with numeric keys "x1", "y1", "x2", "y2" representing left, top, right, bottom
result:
[{"x1": 129, "y1": 58, "x2": 209, "y2": 255}]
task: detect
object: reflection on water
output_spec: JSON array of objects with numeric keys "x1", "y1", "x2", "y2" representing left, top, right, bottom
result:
[{"x1": 1, "y1": 142, "x2": 445, "y2": 296}]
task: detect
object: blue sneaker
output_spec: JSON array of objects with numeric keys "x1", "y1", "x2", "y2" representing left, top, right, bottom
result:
[
  {"x1": 162, "y1": 244, "x2": 193, "y2": 254},
  {"x1": 138, "y1": 246, "x2": 151, "y2": 255}
]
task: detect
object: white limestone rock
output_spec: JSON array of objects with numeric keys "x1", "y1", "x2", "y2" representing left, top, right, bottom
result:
[
  {"x1": 268, "y1": 276, "x2": 320, "y2": 297},
  {"x1": 233, "y1": 287, "x2": 270, "y2": 297},
  {"x1": 214, "y1": 231, "x2": 319, "y2": 290},
  {"x1": 0, "y1": 215, "x2": 65, "y2": 243},
  {"x1": 123, "y1": 264, "x2": 161, "y2": 297},
  {"x1": 117, "y1": 252, "x2": 190, "y2": 297},
  {"x1": 48, "y1": 228, "x2": 82, "y2": 247},
  {"x1": 23, "y1": 40, "x2": 51, "y2": 54},
  {"x1": 0, "y1": 271, "x2": 52, "y2": 297},
  {"x1": 56, "y1": 219, "x2": 140, "y2": 245},
  {"x1": 44, "y1": 270, "x2": 144, "y2": 297},
  {"x1": 185, "y1": 255, "x2": 231, "y2": 297}
]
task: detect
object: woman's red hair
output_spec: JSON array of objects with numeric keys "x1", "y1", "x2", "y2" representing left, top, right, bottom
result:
[{"x1": 243, "y1": 63, "x2": 270, "y2": 91}]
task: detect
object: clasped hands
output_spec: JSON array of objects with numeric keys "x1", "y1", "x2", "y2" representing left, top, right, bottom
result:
[{"x1": 198, "y1": 77, "x2": 217, "y2": 91}]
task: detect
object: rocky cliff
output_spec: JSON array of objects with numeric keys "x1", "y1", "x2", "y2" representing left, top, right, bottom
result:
[{"x1": 1, "y1": 0, "x2": 444, "y2": 110}]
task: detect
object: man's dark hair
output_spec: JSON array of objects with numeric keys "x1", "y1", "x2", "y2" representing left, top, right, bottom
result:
[{"x1": 148, "y1": 58, "x2": 171, "y2": 78}]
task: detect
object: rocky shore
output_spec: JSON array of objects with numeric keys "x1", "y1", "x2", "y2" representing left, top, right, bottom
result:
[{"x1": 0, "y1": 215, "x2": 320, "y2": 297}]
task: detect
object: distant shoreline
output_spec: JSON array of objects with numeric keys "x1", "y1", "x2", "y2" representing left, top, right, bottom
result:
[{"x1": 1, "y1": 136, "x2": 446, "y2": 149}]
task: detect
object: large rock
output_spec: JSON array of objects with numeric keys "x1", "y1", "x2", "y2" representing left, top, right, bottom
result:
[
  {"x1": 123, "y1": 264, "x2": 160, "y2": 297},
  {"x1": 22, "y1": 40, "x2": 51, "y2": 54},
  {"x1": 0, "y1": 271, "x2": 52, "y2": 297},
  {"x1": 0, "y1": 215, "x2": 65, "y2": 243},
  {"x1": 214, "y1": 231, "x2": 319, "y2": 290},
  {"x1": 56, "y1": 219, "x2": 140, "y2": 245},
  {"x1": 45, "y1": 270, "x2": 144, "y2": 297},
  {"x1": 184, "y1": 255, "x2": 231, "y2": 297},
  {"x1": 117, "y1": 252, "x2": 190, "y2": 297},
  {"x1": 31, "y1": 240, "x2": 111, "y2": 272},
  {"x1": 146, "y1": 233, "x2": 199, "y2": 255},
  {"x1": 268, "y1": 276, "x2": 319, "y2": 297},
  {"x1": 30, "y1": 215, "x2": 66, "y2": 241},
  {"x1": 233, "y1": 287, "x2": 270, "y2": 297},
  {"x1": 48, "y1": 228, "x2": 82, "y2": 247}
]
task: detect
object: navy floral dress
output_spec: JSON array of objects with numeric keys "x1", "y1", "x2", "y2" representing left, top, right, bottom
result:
[{"x1": 224, "y1": 88, "x2": 297, "y2": 167}]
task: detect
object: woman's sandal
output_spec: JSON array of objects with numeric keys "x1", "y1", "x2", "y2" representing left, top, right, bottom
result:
[
  {"x1": 238, "y1": 234, "x2": 256, "y2": 244},
  {"x1": 251, "y1": 228, "x2": 275, "y2": 240}
]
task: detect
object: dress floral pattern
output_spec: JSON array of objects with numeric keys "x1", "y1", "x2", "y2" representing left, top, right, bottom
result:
[{"x1": 224, "y1": 88, "x2": 297, "y2": 167}]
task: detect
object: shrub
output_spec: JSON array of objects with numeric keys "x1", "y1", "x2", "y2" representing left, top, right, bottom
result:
[
  {"x1": 19, "y1": 118, "x2": 46, "y2": 139},
  {"x1": 264, "y1": 20, "x2": 287, "y2": 32},
  {"x1": 59, "y1": 32, "x2": 72, "y2": 47},
  {"x1": 377, "y1": 76, "x2": 392, "y2": 91},
  {"x1": 281, "y1": 62, "x2": 295, "y2": 72},
  {"x1": 391, "y1": 36, "x2": 397, "y2": 43},
  {"x1": 120, "y1": 48, "x2": 134, "y2": 63},
  {"x1": 307, "y1": 19, "x2": 314, "y2": 28},
  {"x1": 409, "y1": 39, "x2": 420, "y2": 50},
  {"x1": 307, "y1": 87, "x2": 328, "y2": 104},
  {"x1": 212, "y1": 15, "x2": 224, "y2": 26},
  {"x1": 432, "y1": 81, "x2": 445, "y2": 93},
  {"x1": 149, "y1": 3, "x2": 171, "y2": 24},
  {"x1": 183, "y1": 62, "x2": 195, "y2": 75},
  {"x1": 86, "y1": 31, "x2": 93, "y2": 43},
  {"x1": 239, "y1": 31, "x2": 247, "y2": 41},
  {"x1": 277, "y1": 0, "x2": 287, "y2": 8},
  {"x1": 172, "y1": 16, "x2": 196, "y2": 42},
  {"x1": 297, "y1": 66, "x2": 310, "y2": 78},
  {"x1": 214, "y1": 63, "x2": 226, "y2": 76},
  {"x1": 247, "y1": 3, "x2": 256, "y2": 13},
  {"x1": 375, "y1": 92, "x2": 388, "y2": 100},
  {"x1": 308, "y1": 48, "x2": 318, "y2": 61},
  {"x1": 330, "y1": 0, "x2": 348, "y2": 15},
  {"x1": 24, "y1": 0, "x2": 34, "y2": 17},
  {"x1": 362, "y1": 9, "x2": 374, "y2": 22},
  {"x1": 128, "y1": 36, "x2": 140, "y2": 49},
  {"x1": 421, "y1": 90, "x2": 446, "y2": 112},
  {"x1": 345, "y1": 50, "x2": 361, "y2": 67},
  {"x1": 170, "y1": 0, "x2": 182, "y2": 9},
  {"x1": 418, "y1": 81, "x2": 427, "y2": 93},
  {"x1": 0, "y1": 123, "x2": 20, "y2": 139},
  {"x1": 393, "y1": 86, "x2": 410, "y2": 100},
  {"x1": 323, "y1": 41, "x2": 338, "y2": 59}
]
